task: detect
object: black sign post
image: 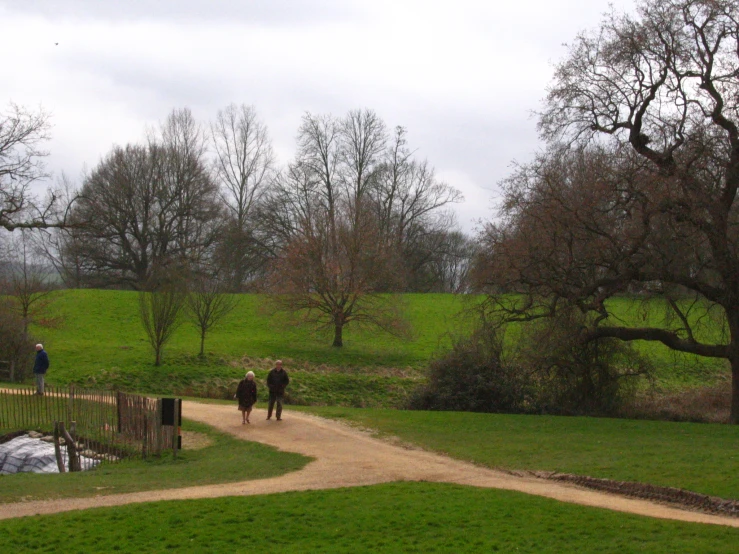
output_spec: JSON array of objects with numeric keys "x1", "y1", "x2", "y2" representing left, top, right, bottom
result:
[{"x1": 161, "y1": 398, "x2": 182, "y2": 457}]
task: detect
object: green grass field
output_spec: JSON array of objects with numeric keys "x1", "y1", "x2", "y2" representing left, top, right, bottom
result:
[
  {"x1": 0, "y1": 418, "x2": 309, "y2": 504},
  {"x1": 300, "y1": 406, "x2": 739, "y2": 499},
  {"x1": 12, "y1": 289, "x2": 730, "y2": 406},
  {"x1": 3, "y1": 291, "x2": 736, "y2": 552},
  {"x1": 27, "y1": 290, "x2": 471, "y2": 403},
  {"x1": 1, "y1": 482, "x2": 737, "y2": 553},
  {"x1": 39, "y1": 289, "x2": 471, "y2": 368}
]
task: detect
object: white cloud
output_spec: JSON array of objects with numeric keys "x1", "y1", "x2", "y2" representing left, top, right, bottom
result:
[{"x1": 0, "y1": 0, "x2": 636, "y2": 230}]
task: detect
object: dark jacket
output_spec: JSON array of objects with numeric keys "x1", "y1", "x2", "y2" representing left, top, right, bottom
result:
[
  {"x1": 266, "y1": 367, "x2": 290, "y2": 395},
  {"x1": 33, "y1": 350, "x2": 50, "y2": 375},
  {"x1": 235, "y1": 379, "x2": 258, "y2": 408}
]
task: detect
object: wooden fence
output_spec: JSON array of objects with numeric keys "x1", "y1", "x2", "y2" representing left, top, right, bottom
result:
[{"x1": 1, "y1": 386, "x2": 179, "y2": 462}]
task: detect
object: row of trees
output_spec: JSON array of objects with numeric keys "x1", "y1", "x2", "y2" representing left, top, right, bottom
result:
[
  {"x1": 1, "y1": 102, "x2": 471, "y2": 349},
  {"x1": 39, "y1": 107, "x2": 469, "y2": 297}
]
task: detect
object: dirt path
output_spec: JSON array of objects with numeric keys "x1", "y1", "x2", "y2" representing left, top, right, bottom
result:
[{"x1": 2, "y1": 401, "x2": 738, "y2": 527}]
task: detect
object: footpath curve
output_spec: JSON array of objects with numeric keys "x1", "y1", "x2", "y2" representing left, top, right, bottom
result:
[{"x1": 2, "y1": 401, "x2": 738, "y2": 527}]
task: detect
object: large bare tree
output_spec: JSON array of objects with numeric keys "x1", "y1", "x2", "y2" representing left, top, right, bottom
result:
[
  {"x1": 267, "y1": 110, "x2": 408, "y2": 347},
  {"x1": 210, "y1": 104, "x2": 276, "y2": 290},
  {"x1": 67, "y1": 108, "x2": 223, "y2": 289},
  {"x1": 478, "y1": 0, "x2": 739, "y2": 423},
  {"x1": 372, "y1": 126, "x2": 464, "y2": 290}
]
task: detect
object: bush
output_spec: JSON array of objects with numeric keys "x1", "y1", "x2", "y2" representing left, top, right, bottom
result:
[
  {"x1": 411, "y1": 307, "x2": 653, "y2": 417},
  {"x1": 515, "y1": 308, "x2": 653, "y2": 416},
  {"x1": 408, "y1": 325, "x2": 533, "y2": 413},
  {"x1": 0, "y1": 301, "x2": 36, "y2": 382}
]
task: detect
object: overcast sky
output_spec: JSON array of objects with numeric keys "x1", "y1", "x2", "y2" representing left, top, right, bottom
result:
[{"x1": 1, "y1": 0, "x2": 636, "y2": 233}]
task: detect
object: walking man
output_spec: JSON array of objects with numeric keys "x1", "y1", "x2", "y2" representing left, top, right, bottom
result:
[
  {"x1": 266, "y1": 360, "x2": 289, "y2": 421},
  {"x1": 33, "y1": 344, "x2": 49, "y2": 396}
]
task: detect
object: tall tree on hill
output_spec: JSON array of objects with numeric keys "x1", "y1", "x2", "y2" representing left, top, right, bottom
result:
[
  {"x1": 67, "y1": 108, "x2": 223, "y2": 289},
  {"x1": 476, "y1": 0, "x2": 739, "y2": 423},
  {"x1": 267, "y1": 110, "x2": 409, "y2": 347},
  {"x1": 210, "y1": 104, "x2": 276, "y2": 290},
  {"x1": 372, "y1": 126, "x2": 464, "y2": 290}
]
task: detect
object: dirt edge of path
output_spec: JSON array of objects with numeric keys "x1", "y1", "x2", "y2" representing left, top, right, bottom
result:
[{"x1": 502, "y1": 470, "x2": 739, "y2": 518}]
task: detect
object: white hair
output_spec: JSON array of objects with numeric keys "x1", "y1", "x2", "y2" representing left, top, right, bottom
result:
[
  {"x1": 276, "y1": 360, "x2": 282, "y2": 365},
  {"x1": 246, "y1": 371, "x2": 255, "y2": 378},
  {"x1": 36, "y1": 344, "x2": 43, "y2": 350}
]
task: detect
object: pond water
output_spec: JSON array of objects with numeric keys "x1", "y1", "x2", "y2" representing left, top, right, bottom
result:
[{"x1": 0, "y1": 435, "x2": 99, "y2": 474}]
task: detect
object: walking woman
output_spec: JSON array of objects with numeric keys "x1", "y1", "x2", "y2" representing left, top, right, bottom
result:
[{"x1": 235, "y1": 371, "x2": 258, "y2": 424}]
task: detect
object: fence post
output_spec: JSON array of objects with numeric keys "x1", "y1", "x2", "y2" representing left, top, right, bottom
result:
[
  {"x1": 67, "y1": 384, "x2": 75, "y2": 423},
  {"x1": 116, "y1": 391, "x2": 122, "y2": 434},
  {"x1": 142, "y1": 413, "x2": 148, "y2": 460},
  {"x1": 53, "y1": 422, "x2": 66, "y2": 473},
  {"x1": 156, "y1": 399, "x2": 163, "y2": 457},
  {"x1": 59, "y1": 421, "x2": 80, "y2": 472}
]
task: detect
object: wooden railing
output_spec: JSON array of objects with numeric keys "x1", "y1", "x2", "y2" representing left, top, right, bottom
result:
[{"x1": 1, "y1": 386, "x2": 179, "y2": 463}]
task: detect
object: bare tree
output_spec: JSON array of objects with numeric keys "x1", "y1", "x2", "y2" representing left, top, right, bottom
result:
[
  {"x1": 210, "y1": 104, "x2": 275, "y2": 289},
  {"x1": 0, "y1": 230, "x2": 59, "y2": 336},
  {"x1": 186, "y1": 275, "x2": 239, "y2": 357},
  {"x1": 267, "y1": 110, "x2": 408, "y2": 347},
  {"x1": 68, "y1": 108, "x2": 223, "y2": 289},
  {"x1": 139, "y1": 281, "x2": 186, "y2": 366},
  {"x1": 372, "y1": 126, "x2": 464, "y2": 290},
  {"x1": 269, "y1": 199, "x2": 407, "y2": 347},
  {"x1": 478, "y1": 0, "x2": 739, "y2": 423},
  {"x1": 211, "y1": 104, "x2": 275, "y2": 228},
  {"x1": 425, "y1": 229, "x2": 476, "y2": 293},
  {"x1": 0, "y1": 103, "x2": 71, "y2": 232},
  {"x1": 33, "y1": 174, "x2": 89, "y2": 288}
]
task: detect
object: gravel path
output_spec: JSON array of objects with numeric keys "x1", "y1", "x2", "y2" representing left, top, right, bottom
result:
[{"x1": 2, "y1": 401, "x2": 738, "y2": 527}]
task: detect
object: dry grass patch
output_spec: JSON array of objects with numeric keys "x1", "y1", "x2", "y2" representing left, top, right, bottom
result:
[{"x1": 181, "y1": 430, "x2": 213, "y2": 450}]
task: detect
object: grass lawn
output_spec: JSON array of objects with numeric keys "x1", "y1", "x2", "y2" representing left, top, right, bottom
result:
[
  {"x1": 25, "y1": 290, "x2": 471, "y2": 404},
  {"x1": 0, "y1": 418, "x2": 309, "y2": 504},
  {"x1": 1, "y1": 482, "x2": 737, "y2": 553},
  {"x1": 9, "y1": 289, "x2": 729, "y2": 407},
  {"x1": 299, "y1": 406, "x2": 739, "y2": 499},
  {"x1": 38, "y1": 289, "x2": 471, "y2": 371}
]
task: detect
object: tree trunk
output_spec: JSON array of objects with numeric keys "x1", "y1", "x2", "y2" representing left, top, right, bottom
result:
[
  {"x1": 731, "y1": 356, "x2": 739, "y2": 425},
  {"x1": 199, "y1": 330, "x2": 206, "y2": 358},
  {"x1": 332, "y1": 322, "x2": 343, "y2": 348},
  {"x1": 155, "y1": 347, "x2": 161, "y2": 366},
  {"x1": 728, "y1": 312, "x2": 739, "y2": 425}
]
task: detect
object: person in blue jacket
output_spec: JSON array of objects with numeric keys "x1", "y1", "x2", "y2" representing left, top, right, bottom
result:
[{"x1": 33, "y1": 344, "x2": 50, "y2": 396}]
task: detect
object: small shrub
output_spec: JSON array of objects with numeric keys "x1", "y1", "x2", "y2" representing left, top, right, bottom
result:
[{"x1": 408, "y1": 326, "x2": 533, "y2": 413}]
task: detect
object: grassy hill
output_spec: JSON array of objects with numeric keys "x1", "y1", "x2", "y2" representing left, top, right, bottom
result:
[
  {"x1": 27, "y1": 290, "x2": 473, "y2": 405},
  {"x1": 20, "y1": 289, "x2": 732, "y2": 406}
]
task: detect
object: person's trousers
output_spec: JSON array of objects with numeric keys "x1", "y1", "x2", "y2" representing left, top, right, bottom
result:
[
  {"x1": 268, "y1": 392, "x2": 284, "y2": 419},
  {"x1": 35, "y1": 373, "x2": 45, "y2": 395}
]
